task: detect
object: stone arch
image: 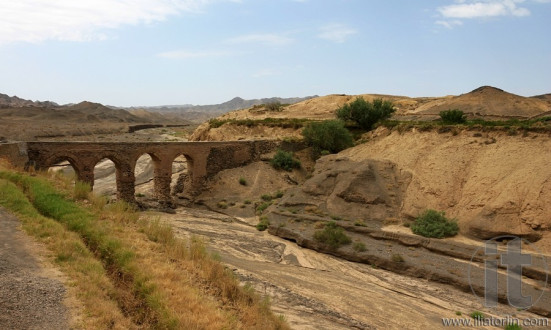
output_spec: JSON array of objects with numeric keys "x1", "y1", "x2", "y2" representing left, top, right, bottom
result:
[
  {"x1": 92, "y1": 157, "x2": 118, "y2": 196},
  {"x1": 44, "y1": 155, "x2": 80, "y2": 182},
  {"x1": 170, "y1": 153, "x2": 193, "y2": 196},
  {"x1": 133, "y1": 152, "x2": 162, "y2": 200}
]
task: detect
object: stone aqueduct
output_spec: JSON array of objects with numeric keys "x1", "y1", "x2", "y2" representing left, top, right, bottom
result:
[{"x1": 0, "y1": 141, "x2": 278, "y2": 205}]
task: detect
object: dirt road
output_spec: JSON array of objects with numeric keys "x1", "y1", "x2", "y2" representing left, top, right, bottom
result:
[{"x1": 0, "y1": 208, "x2": 69, "y2": 330}]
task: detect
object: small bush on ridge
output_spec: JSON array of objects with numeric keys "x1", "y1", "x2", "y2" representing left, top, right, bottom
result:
[
  {"x1": 313, "y1": 221, "x2": 352, "y2": 250},
  {"x1": 439, "y1": 109, "x2": 466, "y2": 124},
  {"x1": 270, "y1": 149, "x2": 301, "y2": 171},
  {"x1": 336, "y1": 97, "x2": 395, "y2": 130},
  {"x1": 302, "y1": 120, "x2": 354, "y2": 154},
  {"x1": 411, "y1": 209, "x2": 459, "y2": 238}
]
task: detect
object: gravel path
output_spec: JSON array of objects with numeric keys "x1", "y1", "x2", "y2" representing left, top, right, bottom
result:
[{"x1": 0, "y1": 207, "x2": 69, "y2": 330}]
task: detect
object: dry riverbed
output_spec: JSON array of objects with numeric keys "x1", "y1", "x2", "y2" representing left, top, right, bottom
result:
[{"x1": 151, "y1": 208, "x2": 546, "y2": 330}]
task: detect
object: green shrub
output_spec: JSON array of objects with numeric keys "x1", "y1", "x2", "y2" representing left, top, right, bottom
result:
[
  {"x1": 208, "y1": 118, "x2": 225, "y2": 128},
  {"x1": 301, "y1": 120, "x2": 354, "y2": 154},
  {"x1": 439, "y1": 109, "x2": 466, "y2": 124},
  {"x1": 470, "y1": 311, "x2": 484, "y2": 320},
  {"x1": 261, "y1": 194, "x2": 272, "y2": 201},
  {"x1": 504, "y1": 323, "x2": 522, "y2": 330},
  {"x1": 256, "y1": 217, "x2": 270, "y2": 231},
  {"x1": 313, "y1": 221, "x2": 351, "y2": 250},
  {"x1": 238, "y1": 177, "x2": 247, "y2": 186},
  {"x1": 270, "y1": 149, "x2": 301, "y2": 171},
  {"x1": 336, "y1": 97, "x2": 395, "y2": 130},
  {"x1": 411, "y1": 209, "x2": 459, "y2": 238},
  {"x1": 256, "y1": 202, "x2": 270, "y2": 214},
  {"x1": 265, "y1": 101, "x2": 283, "y2": 112}
]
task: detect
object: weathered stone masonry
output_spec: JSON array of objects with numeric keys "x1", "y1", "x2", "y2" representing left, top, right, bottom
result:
[{"x1": 0, "y1": 140, "x2": 277, "y2": 205}]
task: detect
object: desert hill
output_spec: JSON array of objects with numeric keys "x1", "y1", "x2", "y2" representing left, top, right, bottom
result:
[
  {"x1": 122, "y1": 95, "x2": 317, "y2": 123},
  {"x1": 0, "y1": 93, "x2": 59, "y2": 108},
  {"x1": 0, "y1": 96, "x2": 190, "y2": 141},
  {"x1": 190, "y1": 86, "x2": 551, "y2": 141},
  {"x1": 188, "y1": 86, "x2": 551, "y2": 256},
  {"x1": 410, "y1": 86, "x2": 550, "y2": 118}
]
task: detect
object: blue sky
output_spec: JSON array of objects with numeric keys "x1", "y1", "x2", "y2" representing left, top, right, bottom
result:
[{"x1": 0, "y1": 0, "x2": 549, "y2": 106}]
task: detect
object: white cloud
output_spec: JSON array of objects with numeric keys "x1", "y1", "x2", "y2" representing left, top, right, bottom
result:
[
  {"x1": 317, "y1": 24, "x2": 357, "y2": 43},
  {"x1": 434, "y1": 0, "x2": 546, "y2": 28},
  {"x1": 157, "y1": 49, "x2": 235, "y2": 59},
  {"x1": 435, "y1": 20, "x2": 464, "y2": 28},
  {"x1": 438, "y1": 0, "x2": 530, "y2": 19},
  {"x1": 0, "y1": 0, "x2": 235, "y2": 44},
  {"x1": 225, "y1": 33, "x2": 293, "y2": 47}
]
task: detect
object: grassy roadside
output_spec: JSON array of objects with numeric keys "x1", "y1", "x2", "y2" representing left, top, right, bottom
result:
[
  {"x1": 0, "y1": 167, "x2": 288, "y2": 329},
  {"x1": 0, "y1": 178, "x2": 134, "y2": 329}
]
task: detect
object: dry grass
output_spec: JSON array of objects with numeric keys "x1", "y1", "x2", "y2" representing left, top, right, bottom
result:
[
  {"x1": 73, "y1": 180, "x2": 91, "y2": 200},
  {"x1": 0, "y1": 166, "x2": 289, "y2": 329},
  {"x1": 0, "y1": 178, "x2": 133, "y2": 329},
  {"x1": 135, "y1": 217, "x2": 289, "y2": 329}
]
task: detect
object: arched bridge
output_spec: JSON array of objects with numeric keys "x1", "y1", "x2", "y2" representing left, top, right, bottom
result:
[{"x1": 0, "y1": 141, "x2": 277, "y2": 205}]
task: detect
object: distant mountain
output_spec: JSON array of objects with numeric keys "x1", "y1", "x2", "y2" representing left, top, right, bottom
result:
[
  {"x1": 0, "y1": 93, "x2": 59, "y2": 108},
  {"x1": 123, "y1": 95, "x2": 318, "y2": 114}
]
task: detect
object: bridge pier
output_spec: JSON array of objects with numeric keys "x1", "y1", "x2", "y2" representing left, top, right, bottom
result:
[
  {"x1": 116, "y1": 163, "x2": 136, "y2": 204},
  {"x1": 76, "y1": 165, "x2": 94, "y2": 189},
  {"x1": 153, "y1": 159, "x2": 174, "y2": 208}
]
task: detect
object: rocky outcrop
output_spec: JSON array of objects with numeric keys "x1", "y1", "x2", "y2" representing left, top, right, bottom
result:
[{"x1": 277, "y1": 155, "x2": 411, "y2": 223}]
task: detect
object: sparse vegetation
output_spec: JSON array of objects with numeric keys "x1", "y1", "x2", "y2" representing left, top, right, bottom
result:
[
  {"x1": 210, "y1": 117, "x2": 310, "y2": 129},
  {"x1": 265, "y1": 101, "x2": 283, "y2": 112},
  {"x1": 270, "y1": 149, "x2": 301, "y2": 171},
  {"x1": 256, "y1": 202, "x2": 271, "y2": 214},
  {"x1": 239, "y1": 177, "x2": 247, "y2": 186},
  {"x1": 301, "y1": 120, "x2": 354, "y2": 154},
  {"x1": 411, "y1": 209, "x2": 459, "y2": 238},
  {"x1": 381, "y1": 116, "x2": 551, "y2": 135},
  {"x1": 354, "y1": 219, "x2": 367, "y2": 227},
  {"x1": 470, "y1": 311, "x2": 485, "y2": 320},
  {"x1": 352, "y1": 242, "x2": 367, "y2": 252},
  {"x1": 439, "y1": 109, "x2": 466, "y2": 124},
  {"x1": 256, "y1": 217, "x2": 270, "y2": 231},
  {"x1": 336, "y1": 97, "x2": 395, "y2": 130},
  {"x1": 208, "y1": 118, "x2": 226, "y2": 128},
  {"x1": 217, "y1": 201, "x2": 228, "y2": 209},
  {"x1": 313, "y1": 221, "x2": 352, "y2": 250},
  {"x1": 391, "y1": 253, "x2": 405, "y2": 263},
  {"x1": 261, "y1": 194, "x2": 273, "y2": 201},
  {"x1": 73, "y1": 180, "x2": 91, "y2": 200},
  {"x1": 504, "y1": 323, "x2": 522, "y2": 330}
]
